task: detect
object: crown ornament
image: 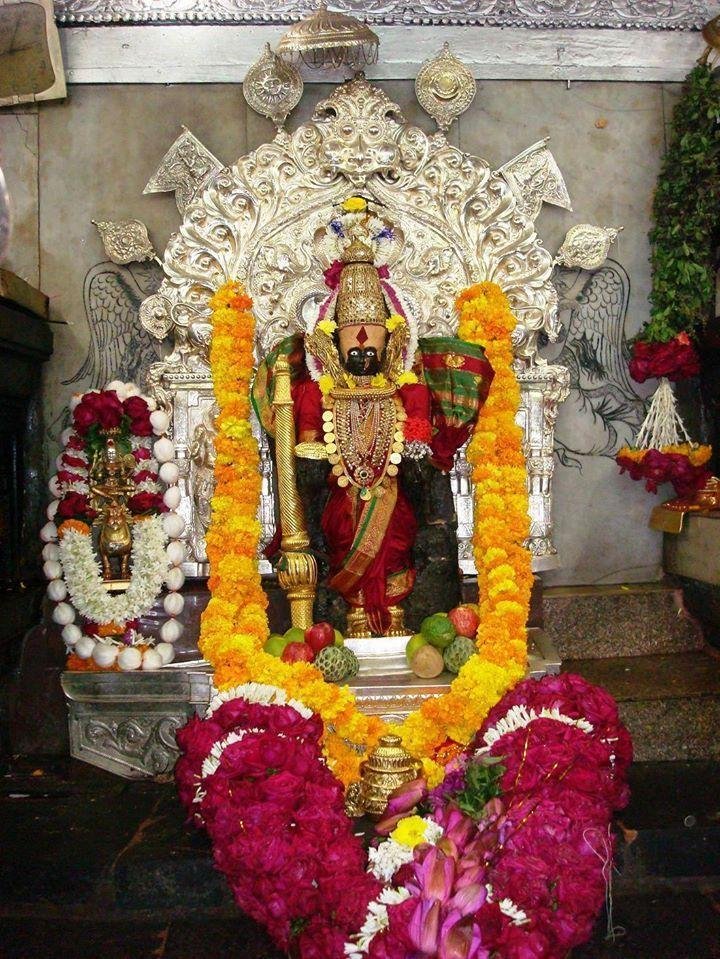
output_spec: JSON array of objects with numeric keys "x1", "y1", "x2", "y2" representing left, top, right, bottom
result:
[{"x1": 336, "y1": 240, "x2": 388, "y2": 330}]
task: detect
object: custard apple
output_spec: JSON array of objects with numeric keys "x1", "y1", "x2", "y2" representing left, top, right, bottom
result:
[
  {"x1": 316, "y1": 645, "x2": 349, "y2": 683},
  {"x1": 339, "y1": 646, "x2": 360, "y2": 679},
  {"x1": 443, "y1": 635, "x2": 476, "y2": 674}
]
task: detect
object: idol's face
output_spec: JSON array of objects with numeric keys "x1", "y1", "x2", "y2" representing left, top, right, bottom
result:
[
  {"x1": 344, "y1": 345, "x2": 381, "y2": 375},
  {"x1": 338, "y1": 323, "x2": 387, "y2": 376}
]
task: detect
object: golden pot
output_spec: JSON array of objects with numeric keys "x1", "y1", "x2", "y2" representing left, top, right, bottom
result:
[{"x1": 345, "y1": 734, "x2": 422, "y2": 820}]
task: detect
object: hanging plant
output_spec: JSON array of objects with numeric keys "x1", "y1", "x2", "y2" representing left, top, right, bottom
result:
[
  {"x1": 631, "y1": 62, "x2": 720, "y2": 379},
  {"x1": 617, "y1": 61, "x2": 719, "y2": 495}
]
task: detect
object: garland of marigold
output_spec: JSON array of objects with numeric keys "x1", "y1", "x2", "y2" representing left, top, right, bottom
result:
[{"x1": 200, "y1": 281, "x2": 530, "y2": 787}]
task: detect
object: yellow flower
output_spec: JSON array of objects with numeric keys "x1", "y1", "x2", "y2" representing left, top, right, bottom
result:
[
  {"x1": 317, "y1": 319, "x2": 337, "y2": 335},
  {"x1": 342, "y1": 196, "x2": 367, "y2": 213},
  {"x1": 390, "y1": 815, "x2": 430, "y2": 848},
  {"x1": 370, "y1": 373, "x2": 388, "y2": 388},
  {"x1": 396, "y1": 370, "x2": 418, "y2": 386},
  {"x1": 385, "y1": 313, "x2": 405, "y2": 332},
  {"x1": 318, "y1": 374, "x2": 334, "y2": 396}
]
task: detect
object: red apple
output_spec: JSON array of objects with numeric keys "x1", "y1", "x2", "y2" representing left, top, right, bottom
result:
[
  {"x1": 281, "y1": 642, "x2": 315, "y2": 664},
  {"x1": 304, "y1": 621, "x2": 335, "y2": 654},
  {"x1": 448, "y1": 605, "x2": 480, "y2": 639}
]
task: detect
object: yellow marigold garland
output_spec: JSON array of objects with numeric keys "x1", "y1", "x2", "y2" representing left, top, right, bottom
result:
[{"x1": 200, "y1": 280, "x2": 531, "y2": 788}]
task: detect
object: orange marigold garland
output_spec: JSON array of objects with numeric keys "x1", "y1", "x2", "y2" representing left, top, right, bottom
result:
[{"x1": 201, "y1": 280, "x2": 531, "y2": 787}]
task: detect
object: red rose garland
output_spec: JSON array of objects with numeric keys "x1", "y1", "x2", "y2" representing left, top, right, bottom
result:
[{"x1": 176, "y1": 673, "x2": 631, "y2": 959}]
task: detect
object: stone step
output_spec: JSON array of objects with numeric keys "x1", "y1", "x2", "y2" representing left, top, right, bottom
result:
[
  {"x1": 544, "y1": 582, "x2": 705, "y2": 660},
  {"x1": 615, "y1": 761, "x2": 720, "y2": 893},
  {"x1": 2, "y1": 759, "x2": 719, "y2": 958},
  {"x1": 563, "y1": 649, "x2": 720, "y2": 762}
]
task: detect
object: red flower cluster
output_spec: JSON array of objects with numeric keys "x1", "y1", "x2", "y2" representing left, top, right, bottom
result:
[
  {"x1": 616, "y1": 448, "x2": 711, "y2": 497},
  {"x1": 628, "y1": 333, "x2": 700, "y2": 383},
  {"x1": 175, "y1": 675, "x2": 631, "y2": 959},
  {"x1": 403, "y1": 417, "x2": 433, "y2": 445},
  {"x1": 72, "y1": 389, "x2": 152, "y2": 437},
  {"x1": 57, "y1": 492, "x2": 96, "y2": 521},
  {"x1": 475, "y1": 674, "x2": 631, "y2": 958},
  {"x1": 175, "y1": 694, "x2": 381, "y2": 956},
  {"x1": 127, "y1": 491, "x2": 165, "y2": 515},
  {"x1": 73, "y1": 390, "x2": 124, "y2": 434},
  {"x1": 123, "y1": 394, "x2": 153, "y2": 436},
  {"x1": 369, "y1": 674, "x2": 631, "y2": 959}
]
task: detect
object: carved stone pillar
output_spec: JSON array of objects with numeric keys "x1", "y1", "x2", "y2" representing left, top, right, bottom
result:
[{"x1": 516, "y1": 365, "x2": 570, "y2": 570}]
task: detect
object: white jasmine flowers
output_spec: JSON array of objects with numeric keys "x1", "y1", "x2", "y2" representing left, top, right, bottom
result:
[
  {"x1": 58, "y1": 514, "x2": 169, "y2": 624},
  {"x1": 344, "y1": 887, "x2": 411, "y2": 957},
  {"x1": 205, "y1": 683, "x2": 312, "y2": 720},
  {"x1": 476, "y1": 704, "x2": 594, "y2": 755}
]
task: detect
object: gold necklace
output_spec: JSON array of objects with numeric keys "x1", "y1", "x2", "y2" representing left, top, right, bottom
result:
[{"x1": 323, "y1": 387, "x2": 406, "y2": 500}]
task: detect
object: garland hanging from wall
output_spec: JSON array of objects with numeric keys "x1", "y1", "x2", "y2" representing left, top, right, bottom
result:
[
  {"x1": 616, "y1": 62, "x2": 719, "y2": 497},
  {"x1": 199, "y1": 281, "x2": 530, "y2": 787}
]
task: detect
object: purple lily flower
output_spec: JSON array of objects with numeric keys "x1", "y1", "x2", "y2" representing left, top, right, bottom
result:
[
  {"x1": 438, "y1": 913, "x2": 489, "y2": 959},
  {"x1": 408, "y1": 898, "x2": 441, "y2": 953}
]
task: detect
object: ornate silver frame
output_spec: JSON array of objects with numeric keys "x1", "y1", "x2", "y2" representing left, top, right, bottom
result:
[
  {"x1": 54, "y1": 0, "x2": 710, "y2": 29},
  {"x1": 138, "y1": 77, "x2": 572, "y2": 574}
]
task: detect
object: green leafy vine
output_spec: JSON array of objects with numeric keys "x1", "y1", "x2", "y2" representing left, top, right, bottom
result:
[{"x1": 646, "y1": 63, "x2": 720, "y2": 343}]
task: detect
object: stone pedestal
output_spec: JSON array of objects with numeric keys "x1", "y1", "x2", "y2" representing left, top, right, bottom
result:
[
  {"x1": 61, "y1": 668, "x2": 213, "y2": 779},
  {"x1": 58, "y1": 628, "x2": 559, "y2": 779},
  {"x1": 664, "y1": 513, "x2": 720, "y2": 649}
]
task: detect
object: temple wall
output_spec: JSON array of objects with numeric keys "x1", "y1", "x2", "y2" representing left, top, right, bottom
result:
[{"x1": 0, "y1": 79, "x2": 679, "y2": 586}]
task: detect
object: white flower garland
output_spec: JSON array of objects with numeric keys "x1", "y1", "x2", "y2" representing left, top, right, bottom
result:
[
  {"x1": 474, "y1": 704, "x2": 594, "y2": 756},
  {"x1": 344, "y1": 887, "x2": 412, "y2": 958},
  {"x1": 42, "y1": 380, "x2": 186, "y2": 671},
  {"x1": 205, "y1": 683, "x2": 312, "y2": 721},
  {"x1": 59, "y1": 516, "x2": 168, "y2": 624}
]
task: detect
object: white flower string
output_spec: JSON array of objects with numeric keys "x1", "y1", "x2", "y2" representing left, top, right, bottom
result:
[
  {"x1": 58, "y1": 517, "x2": 168, "y2": 625},
  {"x1": 635, "y1": 377, "x2": 691, "y2": 449},
  {"x1": 485, "y1": 884, "x2": 529, "y2": 926},
  {"x1": 205, "y1": 683, "x2": 312, "y2": 720},
  {"x1": 344, "y1": 887, "x2": 412, "y2": 958},
  {"x1": 475, "y1": 704, "x2": 594, "y2": 755}
]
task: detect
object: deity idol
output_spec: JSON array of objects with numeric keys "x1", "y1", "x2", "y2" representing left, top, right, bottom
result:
[{"x1": 253, "y1": 198, "x2": 494, "y2": 637}]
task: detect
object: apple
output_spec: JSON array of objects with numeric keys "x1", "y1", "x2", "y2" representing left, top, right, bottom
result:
[
  {"x1": 284, "y1": 626, "x2": 306, "y2": 644},
  {"x1": 281, "y1": 642, "x2": 315, "y2": 664},
  {"x1": 304, "y1": 621, "x2": 335, "y2": 654},
  {"x1": 405, "y1": 633, "x2": 427, "y2": 665},
  {"x1": 333, "y1": 629, "x2": 344, "y2": 647},
  {"x1": 264, "y1": 633, "x2": 289, "y2": 657},
  {"x1": 448, "y1": 605, "x2": 480, "y2": 640}
]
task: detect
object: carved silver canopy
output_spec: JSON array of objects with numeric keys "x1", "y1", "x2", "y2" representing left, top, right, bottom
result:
[
  {"x1": 140, "y1": 76, "x2": 564, "y2": 370},
  {"x1": 139, "y1": 76, "x2": 573, "y2": 570}
]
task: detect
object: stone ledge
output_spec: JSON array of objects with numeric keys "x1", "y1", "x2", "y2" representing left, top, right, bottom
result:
[{"x1": 544, "y1": 584, "x2": 705, "y2": 659}]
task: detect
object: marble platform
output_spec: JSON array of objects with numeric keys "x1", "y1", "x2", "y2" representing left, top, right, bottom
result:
[{"x1": 61, "y1": 629, "x2": 560, "y2": 779}]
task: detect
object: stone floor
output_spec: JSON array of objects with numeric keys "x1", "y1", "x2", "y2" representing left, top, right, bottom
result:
[{"x1": 1, "y1": 756, "x2": 719, "y2": 958}]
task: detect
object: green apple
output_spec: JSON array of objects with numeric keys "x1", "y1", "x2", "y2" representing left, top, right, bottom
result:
[
  {"x1": 264, "y1": 633, "x2": 289, "y2": 657},
  {"x1": 405, "y1": 633, "x2": 427, "y2": 665},
  {"x1": 284, "y1": 626, "x2": 306, "y2": 645},
  {"x1": 334, "y1": 629, "x2": 345, "y2": 647}
]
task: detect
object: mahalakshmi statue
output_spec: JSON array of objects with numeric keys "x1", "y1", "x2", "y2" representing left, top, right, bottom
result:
[{"x1": 253, "y1": 198, "x2": 494, "y2": 636}]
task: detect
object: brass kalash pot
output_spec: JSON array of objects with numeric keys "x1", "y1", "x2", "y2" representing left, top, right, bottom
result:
[{"x1": 345, "y1": 734, "x2": 422, "y2": 820}]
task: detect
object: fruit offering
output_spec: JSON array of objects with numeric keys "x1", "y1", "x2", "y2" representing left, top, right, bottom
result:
[
  {"x1": 409, "y1": 643, "x2": 444, "y2": 678},
  {"x1": 263, "y1": 622, "x2": 355, "y2": 683},
  {"x1": 419, "y1": 612, "x2": 455, "y2": 650},
  {"x1": 407, "y1": 607, "x2": 480, "y2": 678},
  {"x1": 443, "y1": 635, "x2": 476, "y2": 674},
  {"x1": 305, "y1": 621, "x2": 335, "y2": 654},
  {"x1": 447, "y1": 604, "x2": 480, "y2": 639}
]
